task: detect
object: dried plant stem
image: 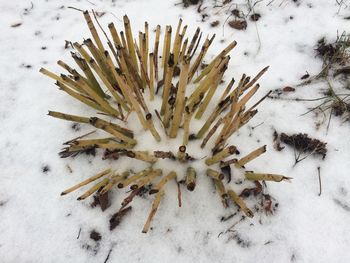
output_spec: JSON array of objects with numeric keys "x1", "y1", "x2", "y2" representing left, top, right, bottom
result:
[
  {"x1": 186, "y1": 27, "x2": 200, "y2": 57},
  {"x1": 237, "y1": 84, "x2": 260, "y2": 110},
  {"x1": 83, "y1": 38, "x2": 112, "y2": 77},
  {"x1": 83, "y1": 10, "x2": 104, "y2": 53},
  {"x1": 206, "y1": 168, "x2": 224, "y2": 180},
  {"x1": 123, "y1": 15, "x2": 139, "y2": 72},
  {"x1": 193, "y1": 40, "x2": 237, "y2": 84},
  {"x1": 55, "y1": 81, "x2": 104, "y2": 112},
  {"x1": 213, "y1": 87, "x2": 241, "y2": 151},
  {"x1": 149, "y1": 53, "x2": 155, "y2": 100},
  {"x1": 154, "y1": 25, "x2": 161, "y2": 84},
  {"x1": 40, "y1": 68, "x2": 119, "y2": 116},
  {"x1": 236, "y1": 145, "x2": 266, "y2": 167},
  {"x1": 220, "y1": 158, "x2": 237, "y2": 167},
  {"x1": 118, "y1": 168, "x2": 152, "y2": 188},
  {"x1": 215, "y1": 110, "x2": 242, "y2": 151},
  {"x1": 177, "y1": 180, "x2": 182, "y2": 207},
  {"x1": 195, "y1": 62, "x2": 228, "y2": 119},
  {"x1": 246, "y1": 90, "x2": 272, "y2": 113},
  {"x1": 77, "y1": 178, "x2": 109, "y2": 200},
  {"x1": 48, "y1": 111, "x2": 89, "y2": 123},
  {"x1": 57, "y1": 60, "x2": 86, "y2": 82},
  {"x1": 213, "y1": 179, "x2": 228, "y2": 208},
  {"x1": 197, "y1": 80, "x2": 236, "y2": 138},
  {"x1": 220, "y1": 78, "x2": 235, "y2": 101},
  {"x1": 131, "y1": 169, "x2": 162, "y2": 190},
  {"x1": 74, "y1": 53, "x2": 119, "y2": 104},
  {"x1": 169, "y1": 58, "x2": 190, "y2": 138},
  {"x1": 120, "y1": 188, "x2": 142, "y2": 210},
  {"x1": 144, "y1": 22, "x2": 149, "y2": 72},
  {"x1": 227, "y1": 189, "x2": 254, "y2": 218},
  {"x1": 241, "y1": 66, "x2": 269, "y2": 93},
  {"x1": 205, "y1": 145, "x2": 237, "y2": 166},
  {"x1": 245, "y1": 172, "x2": 292, "y2": 182},
  {"x1": 70, "y1": 54, "x2": 104, "y2": 97},
  {"x1": 125, "y1": 151, "x2": 158, "y2": 163},
  {"x1": 89, "y1": 117, "x2": 136, "y2": 145},
  {"x1": 196, "y1": 104, "x2": 226, "y2": 139},
  {"x1": 188, "y1": 57, "x2": 224, "y2": 106},
  {"x1": 177, "y1": 145, "x2": 187, "y2": 162},
  {"x1": 108, "y1": 23, "x2": 123, "y2": 48},
  {"x1": 150, "y1": 171, "x2": 177, "y2": 194},
  {"x1": 110, "y1": 68, "x2": 151, "y2": 133},
  {"x1": 120, "y1": 31, "x2": 128, "y2": 51},
  {"x1": 142, "y1": 189, "x2": 164, "y2": 233},
  {"x1": 61, "y1": 169, "x2": 111, "y2": 196},
  {"x1": 162, "y1": 97, "x2": 175, "y2": 128},
  {"x1": 185, "y1": 167, "x2": 197, "y2": 191},
  {"x1": 200, "y1": 117, "x2": 223, "y2": 148},
  {"x1": 153, "y1": 150, "x2": 175, "y2": 160},
  {"x1": 68, "y1": 138, "x2": 115, "y2": 147},
  {"x1": 188, "y1": 35, "x2": 215, "y2": 82},
  {"x1": 182, "y1": 106, "x2": 192, "y2": 145},
  {"x1": 135, "y1": 40, "x2": 150, "y2": 88},
  {"x1": 96, "y1": 142, "x2": 133, "y2": 150},
  {"x1": 179, "y1": 38, "x2": 188, "y2": 63},
  {"x1": 100, "y1": 172, "x2": 129, "y2": 195},
  {"x1": 160, "y1": 54, "x2": 175, "y2": 115},
  {"x1": 162, "y1": 26, "x2": 172, "y2": 69}
]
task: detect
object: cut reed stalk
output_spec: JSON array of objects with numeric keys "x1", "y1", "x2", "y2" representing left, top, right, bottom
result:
[
  {"x1": 205, "y1": 145, "x2": 237, "y2": 166},
  {"x1": 142, "y1": 189, "x2": 164, "y2": 233},
  {"x1": 83, "y1": 10, "x2": 104, "y2": 53},
  {"x1": 123, "y1": 15, "x2": 139, "y2": 72},
  {"x1": 130, "y1": 169, "x2": 162, "y2": 190},
  {"x1": 213, "y1": 179, "x2": 228, "y2": 208},
  {"x1": 193, "y1": 40, "x2": 237, "y2": 83},
  {"x1": 160, "y1": 54, "x2": 175, "y2": 115},
  {"x1": 149, "y1": 171, "x2": 177, "y2": 194},
  {"x1": 169, "y1": 58, "x2": 190, "y2": 138},
  {"x1": 245, "y1": 172, "x2": 292, "y2": 182},
  {"x1": 227, "y1": 189, "x2": 254, "y2": 218},
  {"x1": 61, "y1": 168, "x2": 111, "y2": 196},
  {"x1": 236, "y1": 145, "x2": 267, "y2": 167},
  {"x1": 118, "y1": 168, "x2": 152, "y2": 188},
  {"x1": 185, "y1": 167, "x2": 197, "y2": 191},
  {"x1": 154, "y1": 25, "x2": 161, "y2": 84},
  {"x1": 188, "y1": 35, "x2": 215, "y2": 82},
  {"x1": 100, "y1": 171, "x2": 129, "y2": 195},
  {"x1": 149, "y1": 53, "x2": 155, "y2": 100},
  {"x1": 77, "y1": 177, "x2": 109, "y2": 200},
  {"x1": 206, "y1": 168, "x2": 224, "y2": 180}
]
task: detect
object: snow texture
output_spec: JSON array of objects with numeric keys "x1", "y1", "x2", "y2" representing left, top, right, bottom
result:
[{"x1": 1, "y1": 0, "x2": 350, "y2": 262}]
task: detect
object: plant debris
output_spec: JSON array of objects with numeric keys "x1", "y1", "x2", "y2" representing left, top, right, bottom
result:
[
  {"x1": 41, "y1": 165, "x2": 50, "y2": 173},
  {"x1": 182, "y1": 0, "x2": 200, "y2": 8},
  {"x1": 282, "y1": 86, "x2": 295, "y2": 92},
  {"x1": 210, "y1": 20, "x2": 219, "y2": 27},
  {"x1": 300, "y1": 72, "x2": 310, "y2": 80},
  {"x1": 90, "y1": 230, "x2": 102, "y2": 242},
  {"x1": 250, "y1": 13, "x2": 261, "y2": 21},
  {"x1": 11, "y1": 22, "x2": 22, "y2": 28},
  {"x1": 228, "y1": 20, "x2": 247, "y2": 30},
  {"x1": 109, "y1": 206, "x2": 132, "y2": 230},
  {"x1": 279, "y1": 133, "x2": 327, "y2": 163}
]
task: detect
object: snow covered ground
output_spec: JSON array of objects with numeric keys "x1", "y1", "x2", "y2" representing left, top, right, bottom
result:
[{"x1": 1, "y1": 0, "x2": 350, "y2": 262}]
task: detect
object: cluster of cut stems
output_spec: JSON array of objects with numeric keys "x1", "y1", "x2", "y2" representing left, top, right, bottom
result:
[{"x1": 42, "y1": 11, "x2": 290, "y2": 233}]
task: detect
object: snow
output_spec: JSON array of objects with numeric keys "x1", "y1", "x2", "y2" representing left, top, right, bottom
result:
[{"x1": 1, "y1": 0, "x2": 350, "y2": 262}]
